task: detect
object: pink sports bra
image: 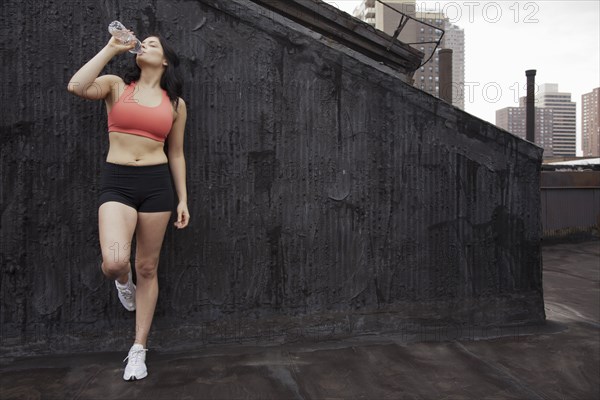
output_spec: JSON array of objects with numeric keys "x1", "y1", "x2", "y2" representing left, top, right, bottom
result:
[{"x1": 107, "y1": 81, "x2": 173, "y2": 142}]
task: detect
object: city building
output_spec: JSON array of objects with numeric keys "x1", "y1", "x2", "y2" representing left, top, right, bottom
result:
[
  {"x1": 536, "y1": 84, "x2": 576, "y2": 157},
  {"x1": 353, "y1": 0, "x2": 465, "y2": 109},
  {"x1": 496, "y1": 97, "x2": 554, "y2": 158},
  {"x1": 443, "y1": 22, "x2": 465, "y2": 110},
  {"x1": 582, "y1": 87, "x2": 600, "y2": 157}
]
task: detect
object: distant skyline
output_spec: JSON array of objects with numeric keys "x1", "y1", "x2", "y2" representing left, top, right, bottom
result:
[{"x1": 324, "y1": 0, "x2": 600, "y2": 156}]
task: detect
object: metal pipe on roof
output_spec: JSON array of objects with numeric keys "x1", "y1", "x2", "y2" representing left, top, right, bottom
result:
[
  {"x1": 439, "y1": 48, "x2": 453, "y2": 104},
  {"x1": 526, "y1": 69, "x2": 536, "y2": 143}
]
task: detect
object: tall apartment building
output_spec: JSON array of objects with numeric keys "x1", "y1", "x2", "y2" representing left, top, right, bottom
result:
[
  {"x1": 582, "y1": 87, "x2": 600, "y2": 156},
  {"x1": 444, "y1": 23, "x2": 465, "y2": 110},
  {"x1": 413, "y1": 10, "x2": 444, "y2": 99},
  {"x1": 495, "y1": 97, "x2": 554, "y2": 157},
  {"x1": 536, "y1": 84, "x2": 577, "y2": 157},
  {"x1": 353, "y1": 0, "x2": 465, "y2": 109}
]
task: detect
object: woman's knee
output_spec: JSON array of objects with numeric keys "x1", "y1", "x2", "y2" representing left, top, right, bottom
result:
[
  {"x1": 101, "y1": 259, "x2": 130, "y2": 279},
  {"x1": 136, "y1": 258, "x2": 159, "y2": 279}
]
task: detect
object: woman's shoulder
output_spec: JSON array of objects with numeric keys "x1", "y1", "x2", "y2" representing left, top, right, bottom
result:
[
  {"x1": 170, "y1": 97, "x2": 186, "y2": 120},
  {"x1": 102, "y1": 75, "x2": 129, "y2": 108},
  {"x1": 96, "y1": 75, "x2": 128, "y2": 98},
  {"x1": 176, "y1": 97, "x2": 186, "y2": 113},
  {"x1": 96, "y1": 74, "x2": 125, "y2": 86}
]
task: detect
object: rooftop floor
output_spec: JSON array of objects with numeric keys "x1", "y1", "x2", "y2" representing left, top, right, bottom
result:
[{"x1": 1, "y1": 240, "x2": 598, "y2": 399}]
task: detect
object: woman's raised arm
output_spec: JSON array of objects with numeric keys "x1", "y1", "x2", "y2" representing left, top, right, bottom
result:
[{"x1": 67, "y1": 35, "x2": 135, "y2": 100}]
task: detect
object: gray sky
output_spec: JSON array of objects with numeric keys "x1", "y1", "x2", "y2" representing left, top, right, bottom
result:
[{"x1": 324, "y1": 1, "x2": 600, "y2": 155}]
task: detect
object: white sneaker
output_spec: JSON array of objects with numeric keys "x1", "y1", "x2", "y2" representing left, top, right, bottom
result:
[
  {"x1": 115, "y1": 269, "x2": 136, "y2": 311},
  {"x1": 123, "y1": 343, "x2": 148, "y2": 381}
]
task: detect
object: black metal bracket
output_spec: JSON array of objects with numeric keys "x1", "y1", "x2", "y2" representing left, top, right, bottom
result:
[{"x1": 377, "y1": 0, "x2": 445, "y2": 70}]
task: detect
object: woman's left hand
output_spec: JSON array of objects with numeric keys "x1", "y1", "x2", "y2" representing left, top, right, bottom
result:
[{"x1": 174, "y1": 202, "x2": 190, "y2": 229}]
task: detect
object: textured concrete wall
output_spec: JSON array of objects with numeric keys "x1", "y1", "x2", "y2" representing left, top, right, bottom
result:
[{"x1": 0, "y1": 0, "x2": 545, "y2": 358}]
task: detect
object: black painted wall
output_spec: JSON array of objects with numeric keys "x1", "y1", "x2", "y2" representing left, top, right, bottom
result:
[{"x1": 0, "y1": 0, "x2": 545, "y2": 358}]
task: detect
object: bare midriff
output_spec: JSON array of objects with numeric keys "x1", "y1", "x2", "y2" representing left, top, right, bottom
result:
[{"x1": 106, "y1": 131, "x2": 168, "y2": 166}]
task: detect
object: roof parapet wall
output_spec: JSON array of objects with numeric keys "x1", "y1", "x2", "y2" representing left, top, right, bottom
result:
[{"x1": 249, "y1": 0, "x2": 424, "y2": 76}]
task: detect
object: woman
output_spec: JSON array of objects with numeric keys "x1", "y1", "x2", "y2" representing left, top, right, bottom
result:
[{"x1": 67, "y1": 30, "x2": 190, "y2": 381}]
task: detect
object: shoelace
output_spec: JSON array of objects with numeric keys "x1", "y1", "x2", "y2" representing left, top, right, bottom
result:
[
  {"x1": 118, "y1": 284, "x2": 135, "y2": 300},
  {"x1": 123, "y1": 347, "x2": 148, "y2": 364}
]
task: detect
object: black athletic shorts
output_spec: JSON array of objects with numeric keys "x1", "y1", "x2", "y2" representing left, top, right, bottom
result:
[{"x1": 98, "y1": 161, "x2": 175, "y2": 212}]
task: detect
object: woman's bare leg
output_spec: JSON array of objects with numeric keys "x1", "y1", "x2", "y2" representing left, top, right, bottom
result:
[{"x1": 132, "y1": 210, "x2": 172, "y2": 347}]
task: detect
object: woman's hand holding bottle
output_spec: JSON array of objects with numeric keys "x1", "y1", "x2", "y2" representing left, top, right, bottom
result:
[{"x1": 108, "y1": 21, "x2": 142, "y2": 54}]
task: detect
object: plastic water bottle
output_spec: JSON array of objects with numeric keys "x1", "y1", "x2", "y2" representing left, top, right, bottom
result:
[{"x1": 108, "y1": 21, "x2": 142, "y2": 54}]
